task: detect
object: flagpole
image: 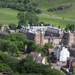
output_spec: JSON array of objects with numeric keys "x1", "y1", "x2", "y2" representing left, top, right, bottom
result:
[{"x1": 57, "y1": 21, "x2": 58, "y2": 28}]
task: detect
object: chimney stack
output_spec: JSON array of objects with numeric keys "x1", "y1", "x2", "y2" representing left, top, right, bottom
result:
[
  {"x1": 48, "y1": 24, "x2": 50, "y2": 26},
  {"x1": 52, "y1": 25, "x2": 54, "y2": 27},
  {"x1": 58, "y1": 26, "x2": 60, "y2": 29}
]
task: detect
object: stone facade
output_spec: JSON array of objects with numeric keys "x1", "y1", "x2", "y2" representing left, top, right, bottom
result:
[
  {"x1": 30, "y1": 52, "x2": 45, "y2": 64},
  {"x1": 19, "y1": 24, "x2": 75, "y2": 46},
  {"x1": 63, "y1": 32, "x2": 75, "y2": 46},
  {"x1": 66, "y1": 57, "x2": 75, "y2": 74}
]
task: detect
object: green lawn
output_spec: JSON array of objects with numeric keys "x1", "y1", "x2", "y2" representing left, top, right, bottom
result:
[
  {"x1": 29, "y1": 0, "x2": 75, "y2": 9},
  {"x1": 0, "y1": 8, "x2": 19, "y2": 26},
  {"x1": 0, "y1": 7, "x2": 75, "y2": 28},
  {"x1": 29, "y1": 0, "x2": 75, "y2": 20},
  {"x1": 42, "y1": 6, "x2": 75, "y2": 20},
  {"x1": 37, "y1": 14, "x2": 75, "y2": 28}
]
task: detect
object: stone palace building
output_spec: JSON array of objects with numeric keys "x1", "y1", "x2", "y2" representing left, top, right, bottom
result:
[{"x1": 19, "y1": 24, "x2": 75, "y2": 46}]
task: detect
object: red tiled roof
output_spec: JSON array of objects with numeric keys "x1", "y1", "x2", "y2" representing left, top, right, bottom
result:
[{"x1": 48, "y1": 49, "x2": 54, "y2": 53}]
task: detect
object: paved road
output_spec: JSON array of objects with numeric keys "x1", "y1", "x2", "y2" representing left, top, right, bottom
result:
[{"x1": 40, "y1": 14, "x2": 75, "y2": 22}]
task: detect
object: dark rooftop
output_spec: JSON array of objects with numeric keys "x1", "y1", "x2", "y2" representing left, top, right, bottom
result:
[
  {"x1": 35, "y1": 57, "x2": 44, "y2": 61},
  {"x1": 30, "y1": 52, "x2": 41, "y2": 56}
]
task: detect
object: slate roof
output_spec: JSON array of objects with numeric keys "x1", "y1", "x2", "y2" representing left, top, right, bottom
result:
[
  {"x1": 67, "y1": 57, "x2": 74, "y2": 60},
  {"x1": 21, "y1": 55, "x2": 27, "y2": 59},
  {"x1": 72, "y1": 44, "x2": 75, "y2": 48},
  {"x1": 30, "y1": 52, "x2": 40, "y2": 56},
  {"x1": 71, "y1": 59, "x2": 75, "y2": 64},
  {"x1": 35, "y1": 57, "x2": 44, "y2": 61}
]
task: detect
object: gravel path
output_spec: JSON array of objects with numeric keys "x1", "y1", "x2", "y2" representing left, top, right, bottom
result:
[{"x1": 40, "y1": 14, "x2": 75, "y2": 22}]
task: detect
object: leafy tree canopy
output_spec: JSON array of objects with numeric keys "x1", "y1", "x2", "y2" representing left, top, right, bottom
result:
[
  {"x1": 17, "y1": 59, "x2": 50, "y2": 74},
  {"x1": 65, "y1": 24, "x2": 75, "y2": 32},
  {"x1": 0, "y1": 51, "x2": 10, "y2": 62},
  {"x1": 9, "y1": 23, "x2": 16, "y2": 30},
  {"x1": 17, "y1": 11, "x2": 39, "y2": 27},
  {"x1": 27, "y1": 40, "x2": 38, "y2": 53},
  {"x1": 5, "y1": 57, "x2": 20, "y2": 72},
  {"x1": 26, "y1": 54, "x2": 33, "y2": 60},
  {"x1": 0, "y1": 40, "x2": 21, "y2": 57},
  {"x1": 43, "y1": 68, "x2": 64, "y2": 75},
  {"x1": 42, "y1": 43, "x2": 54, "y2": 54},
  {"x1": 5, "y1": 33, "x2": 27, "y2": 44},
  {"x1": 0, "y1": 63, "x2": 13, "y2": 74}
]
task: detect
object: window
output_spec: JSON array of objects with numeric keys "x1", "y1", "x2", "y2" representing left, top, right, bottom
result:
[
  {"x1": 40, "y1": 60, "x2": 42, "y2": 62},
  {"x1": 38, "y1": 38, "x2": 39, "y2": 40}
]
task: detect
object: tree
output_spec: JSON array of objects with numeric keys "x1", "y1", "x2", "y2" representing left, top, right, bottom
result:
[
  {"x1": 17, "y1": 11, "x2": 26, "y2": 26},
  {"x1": 17, "y1": 0, "x2": 23, "y2": 3},
  {"x1": 26, "y1": 12, "x2": 39, "y2": 25},
  {"x1": 0, "y1": 63, "x2": 13, "y2": 74},
  {"x1": 17, "y1": 11, "x2": 39, "y2": 27},
  {"x1": 23, "y1": 0, "x2": 29, "y2": 4},
  {"x1": 65, "y1": 24, "x2": 75, "y2": 32},
  {"x1": 14, "y1": 41, "x2": 24, "y2": 51},
  {"x1": 36, "y1": 9, "x2": 42, "y2": 14},
  {"x1": 5, "y1": 33, "x2": 27, "y2": 44},
  {"x1": 36, "y1": 44, "x2": 42, "y2": 52},
  {"x1": 51, "y1": 54, "x2": 57, "y2": 63},
  {"x1": 27, "y1": 40, "x2": 38, "y2": 53},
  {"x1": 49, "y1": 60, "x2": 52, "y2": 66},
  {"x1": 0, "y1": 51, "x2": 10, "y2": 63},
  {"x1": 26, "y1": 54, "x2": 33, "y2": 60},
  {"x1": 5, "y1": 57, "x2": 20, "y2": 72},
  {"x1": 9, "y1": 23, "x2": 16, "y2": 30},
  {"x1": 42, "y1": 43, "x2": 54, "y2": 55},
  {"x1": 43, "y1": 68, "x2": 64, "y2": 75},
  {"x1": 47, "y1": 55, "x2": 51, "y2": 62},
  {"x1": 0, "y1": 40, "x2": 21, "y2": 57},
  {"x1": 17, "y1": 59, "x2": 50, "y2": 74},
  {"x1": 47, "y1": 54, "x2": 57, "y2": 63}
]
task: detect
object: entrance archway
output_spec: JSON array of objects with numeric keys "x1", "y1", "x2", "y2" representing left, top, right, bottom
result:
[{"x1": 1, "y1": 24, "x2": 10, "y2": 32}]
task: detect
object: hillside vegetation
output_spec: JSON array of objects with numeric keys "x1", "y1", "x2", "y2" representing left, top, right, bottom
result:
[
  {"x1": 0, "y1": 0, "x2": 75, "y2": 27},
  {"x1": 0, "y1": 8, "x2": 75, "y2": 28},
  {"x1": 29, "y1": 0, "x2": 75, "y2": 9},
  {"x1": 0, "y1": 8, "x2": 18, "y2": 26},
  {"x1": 29, "y1": 0, "x2": 75, "y2": 20}
]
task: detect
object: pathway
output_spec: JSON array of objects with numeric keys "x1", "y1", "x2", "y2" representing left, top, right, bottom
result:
[{"x1": 40, "y1": 14, "x2": 75, "y2": 22}]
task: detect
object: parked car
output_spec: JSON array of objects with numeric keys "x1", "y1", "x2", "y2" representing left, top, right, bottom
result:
[
  {"x1": 62, "y1": 62, "x2": 65, "y2": 63},
  {"x1": 50, "y1": 15, "x2": 52, "y2": 17},
  {"x1": 57, "y1": 64, "x2": 60, "y2": 66}
]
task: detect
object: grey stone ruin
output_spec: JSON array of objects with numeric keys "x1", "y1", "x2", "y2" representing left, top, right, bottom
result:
[{"x1": 1, "y1": 24, "x2": 10, "y2": 32}]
